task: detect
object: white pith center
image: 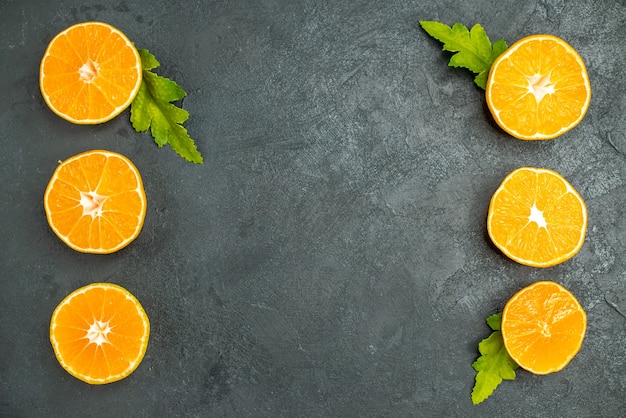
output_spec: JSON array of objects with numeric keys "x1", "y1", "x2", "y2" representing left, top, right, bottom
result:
[
  {"x1": 529, "y1": 203, "x2": 547, "y2": 228},
  {"x1": 86, "y1": 320, "x2": 112, "y2": 346},
  {"x1": 526, "y1": 73, "x2": 555, "y2": 103},
  {"x1": 539, "y1": 320, "x2": 551, "y2": 337},
  {"x1": 79, "y1": 191, "x2": 106, "y2": 218},
  {"x1": 78, "y1": 59, "x2": 99, "y2": 83}
]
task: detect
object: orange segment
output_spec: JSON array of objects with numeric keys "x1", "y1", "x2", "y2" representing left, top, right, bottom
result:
[
  {"x1": 501, "y1": 281, "x2": 586, "y2": 374},
  {"x1": 487, "y1": 167, "x2": 587, "y2": 267},
  {"x1": 50, "y1": 282, "x2": 150, "y2": 384},
  {"x1": 40, "y1": 21, "x2": 142, "y2": 124},
  {"x1": 486, "y1": 34, "x2": 591, "y2": 140},
  {"x1": 44, "y1": 150, "x2": 147, "y2": 254}
]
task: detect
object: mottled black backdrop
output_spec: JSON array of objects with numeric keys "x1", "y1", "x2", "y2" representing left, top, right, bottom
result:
[{"x1": 1, "y1": 0, "x2": 625, "y2": 416}]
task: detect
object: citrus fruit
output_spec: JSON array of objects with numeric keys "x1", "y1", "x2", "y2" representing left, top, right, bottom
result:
[
  {"x1": 40, "y1": 21, "x2": 142, "y2": 124},
  {"x1": 487, "y1": 167, "x2": 587, "y2": 268},
  {"x1": 44, "y1": 150, "x2": 147, "y2": 254},
  {"x1": 486, "y1": 34, "x2": 591, "y2": 140},
  {"x1": 501, "y1": 281, "x2": 586, "y2": 374},
  {"x1": 50, "y1": 282, "x2": 150, "y2": 384}
]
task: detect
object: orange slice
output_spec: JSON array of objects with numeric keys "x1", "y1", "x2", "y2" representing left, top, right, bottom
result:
[
  {"x1": 487, "y1": 167, "x2": 587, "y2": 268},
  {"x1": 501, "y1": 281, "x2": 586, "y2": 374},
  {"x1": 486, "y1": 34, "x2": 591, "y2": 140},
  {"x1": 50, "y1": 282, "x2": 150, "y2": 384},
  {"x1": 40, "y1": 21, "x2": 142, "y2": 124},
  {"x1": 44, "y1": 150, "x2": 147, "y2": 254}
]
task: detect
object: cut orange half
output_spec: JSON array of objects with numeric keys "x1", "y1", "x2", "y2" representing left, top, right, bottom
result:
[
  {"x1": 487, "y1": 167, "x2": 587, "y2": 267},
  {"x1": 502, "y1": 281, "x2": 586, "y2": 374},
  {"x1": 50, "y1": 282, "x2": 150, "y2": 384},
  {"x1": 44, "y1": 150, "x2": 147, "y2": 254},
  {"x1": 486, "y1": 34, "x2": 591, "y2": 140},
  {"x1": 40, "y1": 21, "x2": 142, "y2": 124}
]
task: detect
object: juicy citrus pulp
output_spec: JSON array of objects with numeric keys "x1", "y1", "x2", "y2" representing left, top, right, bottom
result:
[
  {"x1": 501, "y1": 281, "x2": 586, "y2": 374},
  {"x1": 50, "y1": 282, "x2": 150, "y2": 384},
  {"x1": 487, "y1": 167, "x2": 587, "y2": 268},
  {"x1": 44, "y1": 149, "x2": 147, "y2": 254},
  {"x1": 40, "y1": 21, "x2": 142, "y2": 124},
  {"x1": 486, "y1": 34, "x2": 591, "y2": 140}
]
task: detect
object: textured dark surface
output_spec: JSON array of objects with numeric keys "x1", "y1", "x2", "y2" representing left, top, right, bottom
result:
[{"x1": 2, "y1": 0, "x2": 626, "y2": 416}]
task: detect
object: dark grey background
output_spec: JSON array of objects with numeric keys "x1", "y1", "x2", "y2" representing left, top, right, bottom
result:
[{"x1": 2, "y1": 0, "x2": 626, "y2": 416}]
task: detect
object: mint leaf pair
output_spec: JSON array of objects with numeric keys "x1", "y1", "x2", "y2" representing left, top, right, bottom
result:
[
  {"x1": 471, "y1": 313, "x2": 519, "y2": 404},
  {"x1": 130, "y1": 49, "x2": 203, "y2": 164},
  {"x1": 420, "y1": 21, "x2": 508, "y2": 89}
]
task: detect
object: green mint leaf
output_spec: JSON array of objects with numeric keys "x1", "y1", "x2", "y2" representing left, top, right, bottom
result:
[
  {"x1": 419, "y1": 21, "x2": 508, "y2": 89},
  {"x1": 130, "y1": 49, "x2": 203, "y2": 164},
  {"x1": 486, "y1": 312, "x2": 502, "y2": 331},
  {"x1": 471, "y1": 313, "x2": 518, "y2": 405},
  {"x1": 139, "y1": 49, "x2": 160, "y2": 71}
]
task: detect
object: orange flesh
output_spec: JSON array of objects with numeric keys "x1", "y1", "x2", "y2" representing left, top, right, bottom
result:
[
  {"x1": 487, "y1": 167, "x2": 587, "y2": 267},
  {"x1": 44, "y1": 150, "x2": 146, "y2": 254},
  {"x1": 486, "y1": 35, "x2": 591, "y2": 140},
  {"x1": 502, "y1": 281, "x2": 586, "y2": 374},
  {"x1": 50, "y1": 283, "x2": 150, "y2": 384},
  {"x1": 40, "y1": 22, "x2": 142, "y2": 124}
]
